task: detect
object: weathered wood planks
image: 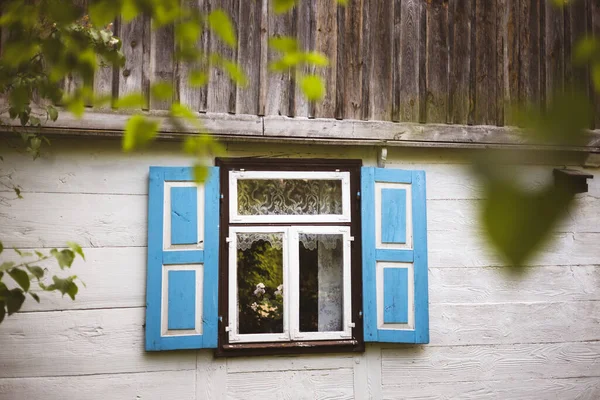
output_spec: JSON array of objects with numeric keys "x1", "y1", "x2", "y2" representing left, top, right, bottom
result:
[{"x1": 3, "y1": 1, "x2": 599, "y2": 131}]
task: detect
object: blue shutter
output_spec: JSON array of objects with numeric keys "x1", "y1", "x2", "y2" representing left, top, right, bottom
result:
[
  {"x1": 361, "y1": 167, "x2": 429, "y2": 343},
  {"x1": 146, "y1": 166, "x2": 220, "y2": 350}
]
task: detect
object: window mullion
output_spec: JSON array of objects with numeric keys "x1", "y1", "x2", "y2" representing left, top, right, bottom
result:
[{"x1": 288, "y1": 227, "x2": 300, "y2": 340}]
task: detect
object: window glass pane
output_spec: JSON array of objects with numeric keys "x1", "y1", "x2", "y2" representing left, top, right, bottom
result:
[
  {"x1": 299, "y1": 233, "x2": 344, "y2": 333},
  {"x1": 237, "y1": 232, "x2": 284, "y2": 335},
  {"x1": 238, "y1": 179, "x2": 343, "y2": 216}
]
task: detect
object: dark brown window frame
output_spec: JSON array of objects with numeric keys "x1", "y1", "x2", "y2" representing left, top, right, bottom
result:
[{"x1": 215, "y1": 158, "x2": 364, "y2": 357}]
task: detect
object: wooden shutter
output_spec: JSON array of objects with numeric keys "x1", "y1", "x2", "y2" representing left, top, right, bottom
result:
[
  {"x1": 361, "y1": 167, "x2": 429, "y2": 343},
  {"x1": 145, "y1": 167, "x2": 220, "y2": 350}
]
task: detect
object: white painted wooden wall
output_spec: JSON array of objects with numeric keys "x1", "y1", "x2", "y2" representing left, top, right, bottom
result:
[{"x1": 0, "y1": 137, "x2": 599, "y2": 399}]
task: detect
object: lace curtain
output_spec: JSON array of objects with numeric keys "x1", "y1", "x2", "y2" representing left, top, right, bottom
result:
[
  {"x1": 237, "y1": 233, "x2": 342, "y2": 251},
  {"x1": 237, "y1": 179, "x2": 343, "y2": 216}
]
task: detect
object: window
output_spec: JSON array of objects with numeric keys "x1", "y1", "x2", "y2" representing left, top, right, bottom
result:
[
  {"x1": 144, "y1": 161, "x2": 429, "y2": 354},
  {"x1": 217, "y1": 159, "x2": 363, "y2": 355}
]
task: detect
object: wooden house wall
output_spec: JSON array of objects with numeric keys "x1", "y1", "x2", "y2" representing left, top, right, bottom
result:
[
  {"x1": 2, "y1": 0, "x2": 599, "y2": 129},
  {"x1": 0, "y1": 137, "x2": 599, "y2": 399}
]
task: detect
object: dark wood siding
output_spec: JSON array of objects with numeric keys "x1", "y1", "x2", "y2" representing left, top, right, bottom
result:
[{"x1": 3, "y1": 0, "x2": 598, "y2": 128}]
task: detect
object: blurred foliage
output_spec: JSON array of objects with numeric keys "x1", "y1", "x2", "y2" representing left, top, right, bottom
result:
[{"x1": 0, "y1": 241, "x2": 85, "y2": 324}]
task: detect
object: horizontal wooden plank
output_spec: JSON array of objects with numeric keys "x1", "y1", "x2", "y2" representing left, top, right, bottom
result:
[
  {"x1": 226, "y1": 368, "x2": 354, "y2": 400},
  {"x1": 429, "y1": 232, "x2": 600, "y2": 268},
  {"x1": 2, "y1": 247, "x2": 146, "y2": 312},
  {"x1": 0, "y1": 370, "x2": 196, "y2": 400},
  {"x1": 381, "y1": 377, "x2": 600, "y2": 400},
  {"x1": 2, "y1": 107, "x2": 600, "y2": 151},
  {"x1": 227, "y1": 353, "x2": 354, "y2": 374},
  {"x1": 429, "y1": 265, "x2": 600, "y2": 304},
  {"x1": 0, "y1": 307, "x2": 196, "y2": 378},
  {"x1": 381, "y1": 341, "x2": 600, "y2": 384},
  {"x1": 427, "y1": 196, "x2": 600, "y2": 234},
  {"x1": 0, "y1": 193, "x2": 146, "y2": 248},
  {"x1": 262, "y1": 116, "x2": 600, "y2": 151},
  {"x1": 0, "y1": 107, "x2": 263, "y2": 137},
  {"x1": 428, "y1": 301, "x2": 600, "y2": 346}
]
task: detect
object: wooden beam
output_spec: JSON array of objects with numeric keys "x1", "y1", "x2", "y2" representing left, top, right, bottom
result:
[{"x1": 1, "y1": 108, "x2": 600, "y2": 152}]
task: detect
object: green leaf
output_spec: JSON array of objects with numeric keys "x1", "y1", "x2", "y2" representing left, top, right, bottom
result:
[
  {"x1": 222, "y1": 60, "x2": 248, "y2": 86},
  {"x1": 6, "y1": 289, "x2": 25, "y2": 315},
  {"x1": 189, "y1": 70, "x2": 208, "y2": 87},
  {"x1": 48, "y1": 276, "x2": 78, "y2": 300},
  {"x1": 50, "y1": 249, "x2": 75, "y2": 269},
  {"x1": 29, "y1": 116, "x2": 41, "y2": 127},
  {"x1": 0, "y1": 241, "x2": 3, "y2": 254},
  {"x1": 30, "y1": 292, "x2": 40, "y2": 303},
  {"x1": 67, "y1": 242, "x2": 85, "y2": 261},
  {"x1": 122, "y1": 0, "x2": 140, "y2": 22},
  {"x1": 193, "y1": 164, "x2": 209, "y2": 184},
  {"x1": 0, "y1": 302, "x2": 5, "y2": 324},
  {"x1": 122, "y1": 115, "x2": 160, "y2": 152},
  {"x1": 114, "y1": 93, "x2": 145, "y2": 109},
  {"x1": 66, "y1": 97, "x2": 85, "y2": 118},
  {"x1": 0, "y1": 262, "x2": 15, "y2": 272},
  {"x1": 14, "y1": 187, "x2": 22, "y2": 198},
  {"x1": 300, "y1": 75, "x2": 325, "y2": 101},
  {"x1": 304, "y1": 51, "x2": 329, "y2": 67},
  {"x1": 89, "y1": 1, "x2": 118, "y2": 26},
  {"x1": 150, "y1": 82, "x2": 173, "y2": 101},
  {"x1": 26, "y1": 266, "x2": 45, "y2": 280},
  {"x1": 273, "y1": 0, "x2": 297, "y2": 13},
  {"x1": 207, "y1": 9, "x2": 237, "y2": 48},
  {"x1": 573, "y1": 37, "x2": 599, "y2": 64},
  {"x1": 592, "y1": 63, "x2": 600, "y2": 92},
  {"x1": 8, "y1": 268, "x2": 30, "y2": 292},
  {"x1": 269, "y1": 37, "x2": 298, "y2": 53},
  {"x1": 35, "y1": 251, "x2": 44, "y2": 259},
  {"x1": 47, "y1": 105, "x2": 59, "y2": 122}
]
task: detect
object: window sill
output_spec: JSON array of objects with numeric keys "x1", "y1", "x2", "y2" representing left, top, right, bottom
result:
[{"x1": 215, "y1": 339, "x2": 364, "y2": 357}]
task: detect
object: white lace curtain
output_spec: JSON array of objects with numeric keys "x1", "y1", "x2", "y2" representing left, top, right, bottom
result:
[
  {"x1": 237, "y1": 233, "x2": 342, "y2": 251},
  {"x1": 237, "y1": 179, "x2": 343, "y2": 216}
]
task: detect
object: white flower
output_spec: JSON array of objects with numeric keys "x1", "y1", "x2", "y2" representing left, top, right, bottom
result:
[
  {"x1": 250, "y1": 302, "x2": 258, "y2": 311},
  {"x1": 253, "y1": 282, "x2": 266, "y2": 297},
  {"x1": 274, "y1": 284, "x2": 283, "y2": 297}
]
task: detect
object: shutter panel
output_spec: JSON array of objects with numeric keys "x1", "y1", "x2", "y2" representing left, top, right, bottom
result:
[
  {"x1": 146, "y1": 166, "x2": 220, "y2": 350},
  {"x1": 361, "y1": 167, "x2": 429, "y2": 343}
]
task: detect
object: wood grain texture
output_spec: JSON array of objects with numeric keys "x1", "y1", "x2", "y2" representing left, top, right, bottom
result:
[
  {"x1": 226, "y1": 368, "x2": 354, "y2": 400},
  {"x1": 314, "y1": 0, "x2": 337, "y2": 118},
  {"x1": 593, "y1": 0, "x2": 600, "y2": 129},
  {"x1": 117, "y1": 15, "x2": 149, "y2": 109},
  {"x1": 177, "y1": 0, "x2": 203, "y2": 111},
  {"x1": 227, "y1": 353, "x2": 354, "y2": 373},
  {"x1": 449, "y1": 0, "x2": 472, "y2": 124},
  {"x1": 196, "y1": 351, "x2": 227, "y2": 400},
  {"x1": 265, "y1": 9, "x2": 293, "y2": 117},
  {"x1": 544, "y1": 1, "x2": 564, "y2": 105},
  {"x1": 382, "y1": 377, "x2": 600, "y2": 400},
  {"x1": 366, "y1": 0, "x2": 393, "y2": 121},
  {"x1": 338, "y1": 0, "x2": 363, "y2": 120},
  {"x1": 518, "y1": 0, "x2": 541, "y2": 105},
  {"x1": 294, "y1": 0, "x2": 316, "y2": 117},
  {"x1": 0, "y1": 307, "x2": 196, "y2": 378},
  {"x1": 149, "y1": 22, "x2": 175, "y2": 110},
  {"x1": 382, "y1": 341, "x2": 600, "y2": 383},
  {"x1": 207, "y1": 0, "x2": 238, "y2": 113},
  {"x1": 503, "y1": 0, "x2": 520, "y2": 125},
  {"x1": 236, "y1": 0, "x2": 262, "y2": 115},
  {"x1": 0, "y1": 370, "x2": 196, "y2": 400},
  {"x1": 475, "y1": 0, "x2": 497, "y2": 124},
  {"x1": 425, "y1": 0, "x2": 449, "y2": 124},
  {"x1": 398, "y1": 0, "x2": 422, "y2": 122}
]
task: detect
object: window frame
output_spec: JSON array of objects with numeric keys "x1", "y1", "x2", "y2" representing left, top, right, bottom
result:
[{"x1": 216, "y1": 158, "x2": 364, "y2": 357}]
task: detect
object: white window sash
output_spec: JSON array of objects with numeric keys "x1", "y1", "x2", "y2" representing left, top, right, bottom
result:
[
  {"x1": 289, "y1": 226, "x2": 353, "y2": 341},
  {"x1": 229, "y1": 170, "x2": 352, "y2": 223},
  {"x1": 228, "y1": 225, "x2": 352, "y2": 344},
  {"x1": 228, "y1": 226, "x2": 290, "y2": 343}
]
